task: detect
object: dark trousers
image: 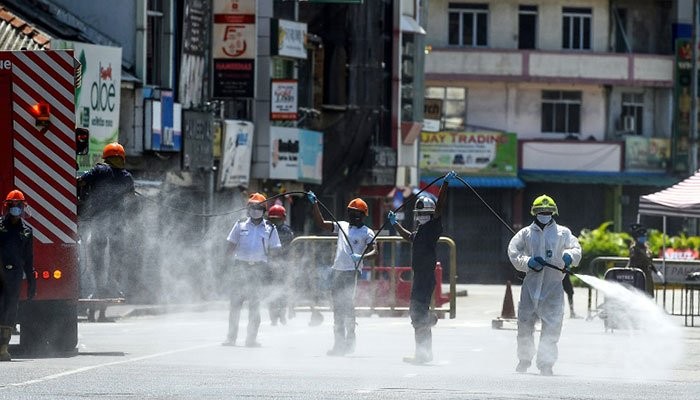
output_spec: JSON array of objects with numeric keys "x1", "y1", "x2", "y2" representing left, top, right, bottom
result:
[
  {"x1": 227, "y1": 262, "x2": 264, "y2": 344},
  {"x1": 410, "y1": 270, "x2": 437, "y2": 329},
  {"x1": 330, "y1": 270, "x2": 357, "y2": 340},
  {"x1": 0, "y1": 270, "x2": 22, "y2": 327}
]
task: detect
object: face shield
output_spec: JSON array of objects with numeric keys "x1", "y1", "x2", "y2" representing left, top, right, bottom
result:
[
  {"x1": 414, "y1": 211, "x2": 432, "y2": 227},
  {"x1": 3, "y1": 201, "x2": 25, "y2": 218}
]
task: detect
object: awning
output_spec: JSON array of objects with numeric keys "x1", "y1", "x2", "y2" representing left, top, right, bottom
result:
[
  {"x1": 520, "y1": 170, "x2": 679, "y2": 187},
  {"x1": 421, "y1": 176, "x2": 525, "y2": 189},
  {"x1": 639, "y1": 170, "x2": 700, "y2": 218},
  {"x1": 401, "y1": 15, "x2": 426, "y2": 35}
]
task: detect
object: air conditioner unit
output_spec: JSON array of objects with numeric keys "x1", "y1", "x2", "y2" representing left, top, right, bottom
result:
[{"x1": 622, "y1": 115, "x2": 636, "y2": 132}]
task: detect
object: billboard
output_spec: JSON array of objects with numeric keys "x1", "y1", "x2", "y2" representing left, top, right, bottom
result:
[
  {"x1": 54, "y1": 41, "x2": 122, "y2": 172},
  {"x1": 270, "y1": 127, "x2": 323, "y2": 183},
  {"x1": 419, "y1": 131, "x2": 517, "y2": 176},
  {"x1": 212, "y1": 0, "x2": 256, "y2": 99}
]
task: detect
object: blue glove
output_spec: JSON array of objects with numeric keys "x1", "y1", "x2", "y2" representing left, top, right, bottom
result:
[
  {"x1": 351, "y1": 253, "x2": 362, "y2": 263},
  {"x1": 388, "y1": 211, "x2": 397, "y2": 226},
  {"x1": 534, "y1": 256, "x2": 546, "y2": 266},
  {"x1": 306, "y1": 191, "x2": 317, "y2": 204},
  {"x1": 527, "y1": 257, "x2": 543, "y2": 272},
  {"x1": 445, "y1": 170, "x2": 457, "y2": 182},
  {"x1": 563, "y1": 253, "x2": 573, "y2": 272}
]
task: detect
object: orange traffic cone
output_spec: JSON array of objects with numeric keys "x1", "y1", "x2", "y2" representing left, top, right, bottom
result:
[{"x1": 492, "y1": 281, "x2": 517, "y2": 329}]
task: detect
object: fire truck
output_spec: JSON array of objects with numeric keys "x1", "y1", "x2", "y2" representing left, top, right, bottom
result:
[{"x1": 0, "y1": 50, "x2": 81, "y2": 353}]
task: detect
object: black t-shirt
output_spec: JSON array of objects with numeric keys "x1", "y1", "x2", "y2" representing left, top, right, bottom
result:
[
  {"x1": 0, "y1": 216, "x2": 34, "y2": 277},
  {"x1": 410, "y1": 216, "x2": 442, "y2": 274},
  {"x1": 78, "y1": 163, "x2": 135, "y2": 219}
]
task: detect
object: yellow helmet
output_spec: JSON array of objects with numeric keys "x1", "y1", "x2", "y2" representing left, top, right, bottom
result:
[{"x1": 530, "y1": 194, "x2": 558, "y2": 216}]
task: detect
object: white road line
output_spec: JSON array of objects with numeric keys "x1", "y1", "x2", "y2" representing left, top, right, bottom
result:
[{"x1": 1, "y1": 343, "x2": 217, "y2": 389}]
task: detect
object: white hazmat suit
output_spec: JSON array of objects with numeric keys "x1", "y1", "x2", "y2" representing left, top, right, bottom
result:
[{"x1": 507, "y1": 219, "x2": 581, "y2": 371}]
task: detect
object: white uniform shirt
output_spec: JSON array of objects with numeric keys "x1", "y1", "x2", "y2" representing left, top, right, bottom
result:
[
  {"x1": 332, "y1": 221, "x2": 374, "y2": 271},
  {"x1": 227, "y1": 218, "x2": 281, "y2": 263}
]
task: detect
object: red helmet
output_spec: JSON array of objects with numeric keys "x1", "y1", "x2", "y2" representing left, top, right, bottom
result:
[
  {"x1": 247, "y1": 192, "x2": 267, "y2": 205},
  {"x1": 347, "y1": 198, "x2": 368, "y2": 216},
  {"x1": 268, "y1": 204, "x2": 286, "y2": 218},
  {"x1": 102, "y1": 142, "x2": 125, "y2": 160},
  {"x1": 5, "y1": 190, "x2": 26, "y2": 202}
]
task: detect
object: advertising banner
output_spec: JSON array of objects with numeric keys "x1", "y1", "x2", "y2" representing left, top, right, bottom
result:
[
  {"x1": 270, "y1": 127, "x2": 299, "y2": 180},
  {"x1": 625, "y1": 136, "x2": 670, "y2": 171},
  {"x1": 220, "y1": 120, "x2": 254, "y2": 188},
  {"x1": 419, "y1": 131, "x2": 517, "y2": 176},
  {"x1": 271, "y1": 79, "x2": 298, "y2": 120},
  {"x1": 182, "y1": 111, "x2": 214, "y2": 170},
  {"x1": 212, "y1": 0, "x2": 256, "y2": 99},
  {"x1": 54, "y1": 41, "x2": 121, "y2": 172}
]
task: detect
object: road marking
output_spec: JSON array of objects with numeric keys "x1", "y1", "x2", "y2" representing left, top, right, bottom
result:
[{"x1": 0, "y1": 343, "x2": 216, "y2": 389}]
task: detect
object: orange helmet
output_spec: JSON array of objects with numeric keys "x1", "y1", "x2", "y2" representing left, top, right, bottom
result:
[
  {"x1": 247, "y1": 192, "x2": 267, "y2": 205},
  {"x1": 268, "y1": 204, "x2": 286, "y2": 218},
  {"x1": 347, "y1": 198, "x2": 368, "y2": 216},
  {"x1": 102, "y1": 142, "x2": 125, "y2": 160},
  {"x1": 5, "y1": 190, "x2": 25, "y2": 202}
]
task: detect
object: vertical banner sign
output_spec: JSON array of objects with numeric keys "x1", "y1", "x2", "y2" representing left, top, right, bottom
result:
[
  {"x1": 220, "y1": 120, "x2": 254, "y2": 188},
  {"x1": 212, "y1": 0, "x2": 256, "y2": 99},
  {"x1": 55, "y1": 41, "x2": 122, "y2": 172},
  {"x1": 298, "y1": 129, "x2": 323, "y2": 184},
  {"x1": 182, "y1": 111, "x2": 214, "y2": 170},
  {"x1": 271, "y1": 19, "x2": 308, "y2": 59},
  {"x1": 270, "y1": 79, "x2": 298, "y2": 120},
  {"x1": 673, "y1": 38, "x2": 692, "y2": 173},
  {"x1": 179, "y1": 0, "x2": 210, "y2": 108},
  {"x1": 150, "y1": 91, "x2": 182, "y2": 151}
]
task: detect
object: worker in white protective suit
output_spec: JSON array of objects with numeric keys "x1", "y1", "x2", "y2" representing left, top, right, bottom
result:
[{"x1": 507, "y1": 194, "x2": 581, "y2": 376}]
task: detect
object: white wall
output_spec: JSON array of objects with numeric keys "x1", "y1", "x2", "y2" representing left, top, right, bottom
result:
[
  {"x1": 461, "y1": 82, "x2": 606, "y2": 139},
  {"x1": 426, "y1": 0, "x2": 609, "y2": 51}
]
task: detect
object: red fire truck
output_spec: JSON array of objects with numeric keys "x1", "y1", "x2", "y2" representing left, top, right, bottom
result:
[{"x1": 0, "y1": 50, "x2": 80, "y2": 353}]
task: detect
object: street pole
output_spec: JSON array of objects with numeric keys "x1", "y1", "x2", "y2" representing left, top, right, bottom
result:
[{"x1": 691, "y1": 0, "x2": 699, "y2": 235}]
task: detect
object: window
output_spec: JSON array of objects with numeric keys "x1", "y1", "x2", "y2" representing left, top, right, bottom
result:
[
  {"x1": 621, "y1": 93, "x2": 643, "y2": 135},
  {"x1": 562, "y1": 7, "x2": 591, "y2": 50},
  {"x1": 425, "y1": 87, "x2": 467, "y2": 130},
  {"x1": 541, "y1": 91, "x2": 581, "y2": 134},
  {"x1": 448, "y1": 3, "x2": 488, "y2": 47},
  {"x1": 147, "y1": 0, "x2": 164, "y2": 86},
  {"x1": 518, "y1": 5, "x2": 537, "y2": 49}
]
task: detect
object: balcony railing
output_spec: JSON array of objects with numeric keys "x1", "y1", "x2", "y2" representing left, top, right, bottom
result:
[{"x1": 425, "y1": 48, "x2": 673, "y2": 87}]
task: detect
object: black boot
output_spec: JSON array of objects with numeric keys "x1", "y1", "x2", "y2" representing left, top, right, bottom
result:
[
  {"x1": 327, "y1": 325, "x2": 346, "y2": 356},
  {"x1": 0, "y1": 326, "x2": 12, "y2": 362},
  {"x1": 404, "y1": 327, "x2": 432, "y2": 364},
  {"x1": 345, "y1": 318, "x2": 356, "y2": 354}
]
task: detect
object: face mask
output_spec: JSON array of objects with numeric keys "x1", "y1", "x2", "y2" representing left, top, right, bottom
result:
[
  {"x1": 249, "y1": 209, "x2": 264, "y2": 219},
  {"x1": 349, "y1": 215, "x2": 364, "y2": 227},
  {"x1": 536, "y1": 214, "x2": 552, "y2": 225},
  {"x1": 415, "y1": 215, "x2": 431, "y2": 226},
  {"x1": 9, "y1": 207, "x2": 22, "y2": 217},
  {"x1": 638, "y1": 236, "x2": 647, "y2": 244}
]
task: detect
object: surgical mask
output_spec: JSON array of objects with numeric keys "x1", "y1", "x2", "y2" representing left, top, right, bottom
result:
[
  {"x1": 536, "y1": 214, "x2": 552, "y2": 225},
  {"x1": 9, "y1": 207, "x2": 22, "y2": 217},
  {"x1": 249, "y1": 208, "x2": 264, "y2": 219},
  {"x1": 415, "y1": 215, "x2": 431, "y2": 226}
]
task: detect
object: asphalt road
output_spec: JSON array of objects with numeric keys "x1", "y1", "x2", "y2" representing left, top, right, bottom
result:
[{"x1": 1, "y1": 284, "x2": 699, "y2": 399}]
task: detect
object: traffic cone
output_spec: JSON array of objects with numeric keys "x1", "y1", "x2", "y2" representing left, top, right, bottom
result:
[
  {"x1": 500, "y1": 281, "x2": 516, "y2": 319},
  {"x1": 491, "y1": 281, "x2": 516, "y2": 329}
]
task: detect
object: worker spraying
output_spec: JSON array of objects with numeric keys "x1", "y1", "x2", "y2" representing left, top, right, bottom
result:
[
  {"x1": 388, "y1": 171, "x2": 455, "y2": 364},
  {"x1": 507, "y1": 194, "x2": 581, "y2": 376},
  {"x1": 307, "y1": 193, "x2": 376, "y2": 356}
]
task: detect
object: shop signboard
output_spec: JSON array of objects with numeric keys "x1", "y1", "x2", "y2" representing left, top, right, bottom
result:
[
  {"x1": 419, "y1": 131, "x2": 517, "y2": 176},
  {"x1": 212, "y1": 0, "x2": 256, "y2": 99},
  {"x1": 220, "y1": 120, "x2": 254, "y2": 188}
]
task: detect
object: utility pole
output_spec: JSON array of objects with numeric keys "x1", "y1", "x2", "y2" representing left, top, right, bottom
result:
[
  {"x1": 691, "y1": 0, "x2": 699, "y2": 235},
  {"x1": 692, "y1": 0, "x2": 699, "y2": 177}
]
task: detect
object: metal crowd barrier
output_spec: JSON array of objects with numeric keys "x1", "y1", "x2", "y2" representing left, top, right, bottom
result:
[
  {"x1": 585, "y1": 256, "x2": 700, "y2": 326},
  {"x1": 287, "y1": 235, "x2": 457, "y2": 319}
]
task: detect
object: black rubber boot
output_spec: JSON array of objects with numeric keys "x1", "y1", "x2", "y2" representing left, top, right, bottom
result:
[
  {"x1": 345, "y1": 317, "x2": 356, "y2": 354},
  {"x1": 403, "y1": 327, "x2": 432, "y2": 364},
  {"x1": 327, "y1": 326, "x2": 346, "y2": 356}
]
